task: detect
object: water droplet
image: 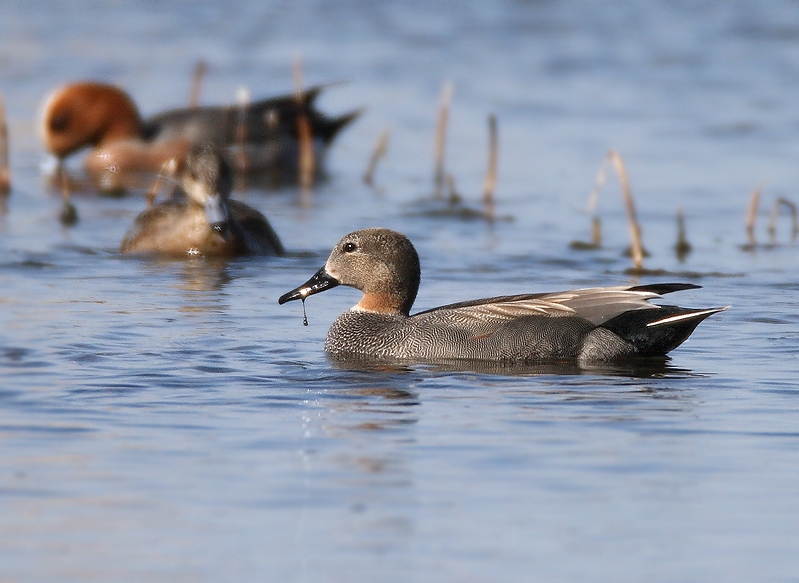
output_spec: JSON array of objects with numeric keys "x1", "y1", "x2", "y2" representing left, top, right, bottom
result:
[{"x1": 301, "y1": 298, "x2": 308, "y2": 326}]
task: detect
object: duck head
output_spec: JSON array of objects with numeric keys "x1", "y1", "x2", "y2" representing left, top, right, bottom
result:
[
  {"x1": 178, "y1": 145, "x2": 234, "y2": 231},
  {"x1": 40, "y1": 82, "x2": 144, "y2": 159},
  {"x1": 279, "y1": 228, "x2": 421, "y2": 316}
]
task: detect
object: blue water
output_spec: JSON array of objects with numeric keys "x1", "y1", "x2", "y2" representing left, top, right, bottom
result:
[{"x1": 2, "y1": 1, "x2": 799, "y2": 581}]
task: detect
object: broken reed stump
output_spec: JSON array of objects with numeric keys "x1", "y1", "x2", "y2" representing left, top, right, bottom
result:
[
  {"x1": 569, "y1": 216, "x2": 602, "y2": 250},
  {"x1": 768, "y1": 197, "x2": 798, "y2": 243},
  {"x1": 573, "y1": 150, "x2": 646, "y2": 269},
  {"x1": 294, "y1": 56, "x2": 315, "y2": 190},
  {"x1": 0, "y1": 94, "x2": 9, "y2": 196},
  {"x1": 433, "y1": 82, "x2": 453, "y2": 198},
  {"x1": 188, "y1": 60, "x2": 207, "y2": 108},
  {"x1": 607, "y1": 151, "x2": 645, "y2": 270},
  {"x1": 59, "y1": 163, "x2": 78, "y2": 226},
  {"x1": 145, "y1": 158, "x2": 178, "y2": 207},
  {"x1": 745, "y1": 187, "x2": 761, "y2": 248},
  {"x1": 445, "y1": 172, "x2": 461, "y2": 205},
  {"x1": 483, "y1": 114, "x2": 498, "y2": 205},
  {"x1": 675, "y1": 207, "x2": 692, "y2": 262},
  {"x1": 363, "y1": 129, "x2": 390, "y2": 185},
  {"x1": 591, "y1": 216, "x2": 602, "y2": 247},
  {"x1": 235, "y1": 86, "x2": 250, "y2": 185}
]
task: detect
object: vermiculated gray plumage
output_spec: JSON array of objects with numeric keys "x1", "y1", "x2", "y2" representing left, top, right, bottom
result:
[{"x1": 280, "y1": 228, "x2": 727, "y2": 364}]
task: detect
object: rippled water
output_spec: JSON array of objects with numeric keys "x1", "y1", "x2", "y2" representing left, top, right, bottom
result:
[{"x1": 2, "y1": 1, "x2": 799, "y2": 581}]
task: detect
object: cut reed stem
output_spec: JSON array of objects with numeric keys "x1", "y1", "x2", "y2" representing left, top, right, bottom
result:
[
  {"x1": 746, "y1": 187, "x2": 761, "y2": 247},
  {"x1": 59, "y1": 163, "x2": 78, "y2": 225},
  {"x1": 591, "y1": 216, "x2": 602, "y2": 247},
  {"x1": 294, "y1": 56, "x2": 315, "y2": 190},
  {"x1": 189, "y1": 60, "x2": 207, "y2": 108},
  {"x1": 675, "y1": 207, "x2": 692, "y2": 261},
  {"x1": 433, "y1": 82, "x2": 453, "y2": 198},
  {"x1": 146, "y1": 158, "x2": 178, "y2": 207},
  {"x1": 768, "y1": 196, "x2": 798, "y2": 243},
  {"x1": 483, "y1": 114, "x2": 498, "y2": 205},
  {"x1": 235, "y1": 86, "x2": 250, "y2": 184},
  {"x1": 606, "y1": 151, "x2": 644, "y2": 270},
  {"x1": 0, "y1": 94, "x2": 9, "y2": 196},
  {"x1": 363, "y1": 129, "x2": 390, "y2": 185}
]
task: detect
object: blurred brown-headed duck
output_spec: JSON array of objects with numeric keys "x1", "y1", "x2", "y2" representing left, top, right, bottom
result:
[{"x1": 40, "y1": 81, "x2": 358, "y2": 190}]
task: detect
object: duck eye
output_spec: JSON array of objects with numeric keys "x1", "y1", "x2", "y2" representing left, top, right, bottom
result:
[
  {"x1": 50, "y1": 113, "x2": 69, "y2": 132},
  {"x1": 342, "y1": 242, "x2": 357, "y2": 253}
]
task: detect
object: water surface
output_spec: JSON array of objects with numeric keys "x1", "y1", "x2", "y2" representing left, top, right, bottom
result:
[{"x1": 2, "y1": 2, "x2": 799, "y2": 582}]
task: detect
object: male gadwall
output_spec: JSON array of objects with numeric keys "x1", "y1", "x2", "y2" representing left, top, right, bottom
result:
[
  {"x1": 121, "y1": 145, "x2": 284, "y2": 257},
  {"x1": 40, "y1": 81, "x2": 358, "y2": 189},
  {"x1": 279, "y1": 228, "x2": 727, "y2": 363}
]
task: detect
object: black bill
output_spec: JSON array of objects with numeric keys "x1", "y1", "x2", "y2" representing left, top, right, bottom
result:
[{"x1": 278, "y1": 266, "x2": 340, "y2": 304}]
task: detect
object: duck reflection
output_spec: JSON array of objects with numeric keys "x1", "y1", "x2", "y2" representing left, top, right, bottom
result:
[
  {"x1": 330, "y1": 352, "x2": 697, "y2": 380},
  {"x1": 176, "y1": 258, "x2": 232, "y2": 293}
]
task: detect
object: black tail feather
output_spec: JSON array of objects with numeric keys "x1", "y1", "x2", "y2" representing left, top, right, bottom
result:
[
  {"x1": 628, "y1": 282, "x2": 700, "y2": 296},
  {"x1": 601, "y1": 305, "x2": 727, "y2": 356}
]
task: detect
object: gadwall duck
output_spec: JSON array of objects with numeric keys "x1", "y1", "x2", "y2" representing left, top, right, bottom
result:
[
  {"x1": 121, "y1": 145, "x2": 284, "y2": 257},
  {"x1": 279, "y1": 228, "x2": 727, "y2": 363},
  {"x1": 40, "y1": 81, "x2": 358, "y2": 189}
]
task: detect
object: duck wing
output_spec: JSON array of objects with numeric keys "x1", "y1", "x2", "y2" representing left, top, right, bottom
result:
[
  {"x1": 227, "y1": 199, "x2": 285, "y2": 256},
  {"x1": 142, "y1": 85, "x2": 359, "y2": 146},
  {"x1": 414, "y1": 283, "x2": 701, "y2": 326}
]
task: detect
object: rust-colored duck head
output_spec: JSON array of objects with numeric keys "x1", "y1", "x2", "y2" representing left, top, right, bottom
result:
[{"x1": 40, "y1": 82, "x2": 145, "y2": 158}]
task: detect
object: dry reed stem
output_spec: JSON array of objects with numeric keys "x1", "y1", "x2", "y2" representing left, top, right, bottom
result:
[
  {"x1": 746, "y1": 188, "x2": 761, "y2": 246},
  {"x1": 606, "y1": 151, "x2": 644, "y2": 269},
  {"x1": 294, "y1": 56, "x2": 315, "y2": 190},
  {"x1": 59, "y1": 163, "x2": 70, "y2": 204},
  {"x1": 59, "y1": 163, "x2": 78, "y2": 225},
  {"x1": 0, "y1": 95, "x2": 9, "y2": 196},
  {"x1": 235, "y1": 86, "x2": 250, "y2": 183},
  {"x1": 591, "y1": 216, "x2": 602, "y2": 246},
  {"x1": 675, "y1": 207, "x2": 691, "y2": 261},
  {"x1": 146, "y1": 158, "x2": 178, "y2": 207},
  {"x1": 483, "y1": 114, "x2": 498, "y2": 205},
  {"x1": 768, "y1": 197, "x2": 798, "y2": 243},
  {"x1": 189, "y1": 60, "x2": 207, "y2": 108},
  {"x1": 585, "y1": 158, "x2": 609, "y2": 215},
  {"x1": 433, "y1": 82, "x2": 453, "y2": 198},
  {"x1": 363, "y1": 129, "x2": 390, "y2": 185}
]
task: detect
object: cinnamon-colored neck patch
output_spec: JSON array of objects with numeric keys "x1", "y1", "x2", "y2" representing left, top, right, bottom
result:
[{"x1": 355, "y1": 292, "x2": 404, "y2": 315}]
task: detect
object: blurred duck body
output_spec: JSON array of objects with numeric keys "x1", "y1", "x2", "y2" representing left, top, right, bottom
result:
[
  {"x1": 121, "y1": 145, "x2": 284, "y2": 258},
  {"x1": 41, "y1": 81, "x2": 358, "y2": 191}
]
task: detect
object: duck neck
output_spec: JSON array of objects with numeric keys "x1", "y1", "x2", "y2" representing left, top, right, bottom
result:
[
  {"x1": 95, "y1": 92, "x2": 144, "y2": 145},
  {"x1": 355, "y1": 292, "x2": 409, "y2": 316}
]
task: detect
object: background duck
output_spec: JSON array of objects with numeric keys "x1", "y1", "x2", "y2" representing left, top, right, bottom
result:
[
  {"x1": 40, "y1": 81, "x2": 359, "y2": 191},
  {"x1": 280, "y1": 228, "x2": 727, "y2": 363},
  {"x1": 121, "y1": 145, "x2": 284, "y2": 257}
]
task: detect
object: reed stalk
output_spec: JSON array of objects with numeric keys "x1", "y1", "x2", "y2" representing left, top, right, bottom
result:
[
  {"x1": 188, "y1": 60, "x2": 207, "y2": 108},
  {"x1": 746, "y1": 188, "x2": 760, "y2": 247},
  {"x1": 146, "y1": 158, "x2": 178, "y2": 207},
  {"x1": 235, "y1": 86, "x2": 250, "y2": 184},
  {"x1": 483, "y1": 114, "x2": 498, "y2": 205},
  {"x1": 605, "y1": 151, "x2": 644, "y2": 270},
  {"x1": 0, "y1": 95, "x2": 9, "y2": 196},
  {"x1": 768, "y1": 197, "x2": 798, "y2": 243},
  {"x1": 59, "y1": 164, "x2": 78, "y2": 225},
  {"x1": 294, "y1": 56, "x2": 315, "y2": 190},
  {"x1": 363, "y1": 129, "x2": 390, "y2": 185},
  {"x1": 433, "y1": 82, "x2": 453, "y2": 198},
  {"x1": 675, "y1": 207, "x2": 691, "y2": 261}
]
